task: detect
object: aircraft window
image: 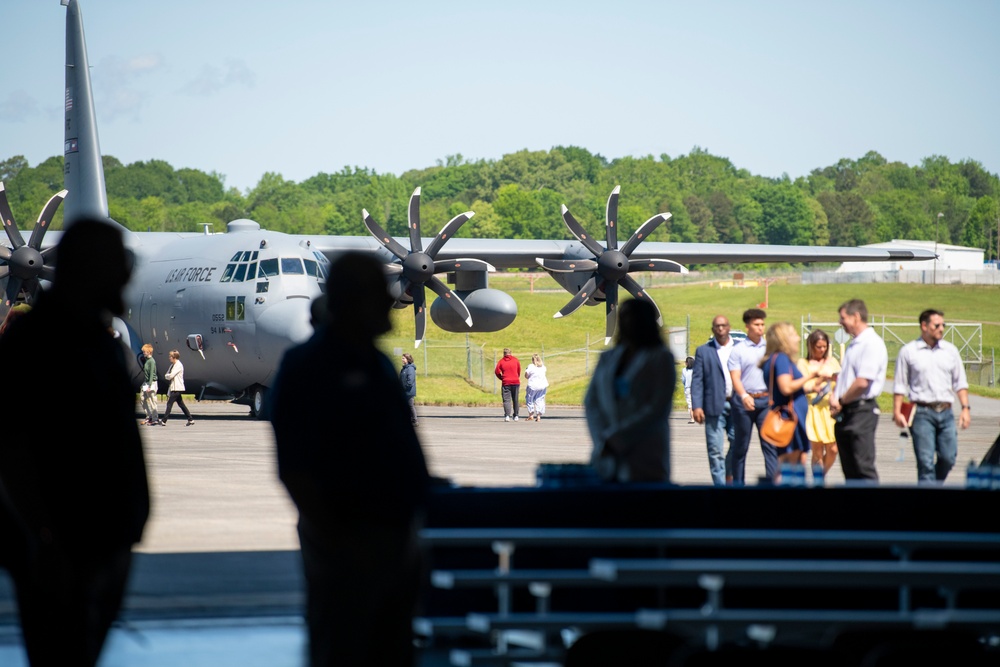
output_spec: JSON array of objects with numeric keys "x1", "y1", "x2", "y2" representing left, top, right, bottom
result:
[
  {"x1": 230, "y1": 252, "x2": 242, "y2": 262},
  {"x1": 220, "y1": 264, "x2": 236, "y2": 283},
  {"x1": 246, "y1": 262, "x2": 257, "y2": 280},
  {"x1": 259, "y1": 258, "x2": 278, "y2": 278},
  {"x1": 240, "y1": 251, "x2": 252, "y2": 262},
  {"x1": 226, "y1": 296, "x2": 247, "y2": 321},
  {"x1": 256, "y1": 282, "x2": 269, "y2": 293},
  {"x1": 251, "y1": 251, "x2": 259, "y2": 261},
  {"x1": 234, "y1": 264, "x2": 247, "y2": 282},
  {"x1": 304, "y1": 259, "x2": 318, "y2": 278},
  {"x1": 281, "y1": 258, "x2": 304, "y2": 275}
]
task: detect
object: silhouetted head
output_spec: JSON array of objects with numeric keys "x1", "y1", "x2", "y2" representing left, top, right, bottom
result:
[
  {"x1": 325, "y1": 252, "x2": 392, "y2": 341},
  {"x1": 53, "y1": 218, "x2": 132, "y2": 318},
  {"x1": 615, "y1": 299, "x2": 663, "y2": 348}
]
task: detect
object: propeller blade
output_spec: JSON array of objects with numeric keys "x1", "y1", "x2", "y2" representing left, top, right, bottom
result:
[
  {"x1": 425, "y1": 211, "x2": 474, "y2": 259},
  {"x1": 383, "y1": 262, "x2": 404, "y2": 275},
  {"x1": 407, "y1": 187, "x2": 423, "y2": 254},
  {"x1": 433, "y1": 258, "x2": 494, "y2": 274},
  {"x1": 28, "y1": 189, "x2": 67, "y2": 250},
  {"x1": 605, "y1": 185, "x2": 620, "y2": 251},
  {"x1": 628, "y1": 258, "x2": 688, "y2": 274},
  {"x1": 535, "y1": 258, "x2": 598, "y2": 273},
  {"x1": 3, "y1": 276, "x2": 23, "y2": 310},
  {"x1": 362, "y1": 209, "x2": 410, "y2": 261},
  {"x1": 426, "y1": 275, "x2": 473, "y2": 327},
  {"x1": 560, "y1": 205, "x2": 605, "y2": 258},
  {"x1": 38, "y1": 266, "x2": 57, "y2": 282},
  {"x1": 412, "y1": 284, "x2": 427, "y2": 347},
  {"x1": 619, "y1": 212, "x2": 671, "y2": 257},
  {"x1": 553, "y1": 275, "x2": 598, "y2": 319},
  {"x1": 620, "y1": 274, "x2": 663, "y2": 326},
  {"x1": 0, "y1": 183, "x2": 26, "y2": 251},
  {"x1": 0, "y1": 266, "x2": 8, "y2": 280},
  {"x1": 22, "y1": 278, "x2": 41, "y2": 304},
  {"x1": 604, "y1": 280, "x2": 619, "y2": 345},
  {"x1": 0, "y1": 245, "x2": 11, "y2": 262}
]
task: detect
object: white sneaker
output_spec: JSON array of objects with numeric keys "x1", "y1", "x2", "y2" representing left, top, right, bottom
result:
[
  {"x1": 514, "y1": 416, "x2": 519, "y2": 422},
  {"x1": 504, "y1": 416, "x2": 510, "y2": 422}
]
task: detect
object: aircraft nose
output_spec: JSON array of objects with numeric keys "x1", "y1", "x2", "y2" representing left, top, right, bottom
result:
[{"x1": 253, "y1": 297, "x2": 314, "y2": 358}]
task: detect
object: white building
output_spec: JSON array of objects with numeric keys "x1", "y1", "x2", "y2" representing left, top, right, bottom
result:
[{"x1": 835, "y1": 239, "x2": 984, "y2": 273}]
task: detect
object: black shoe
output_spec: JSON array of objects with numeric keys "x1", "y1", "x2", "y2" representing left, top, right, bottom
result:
[
  {"x1": 159, "y1": 420, "x2": 167, "y2": 426},
  {"x1": 186, "y1": 420, "x2": 194, "y2": 426}
]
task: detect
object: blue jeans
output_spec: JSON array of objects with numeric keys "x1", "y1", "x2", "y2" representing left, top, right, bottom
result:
[
  {"x1": 728, "y1": 395, "x2": 778, "y2": 485},
  {"x1": 910, "y1": 406, "x2": 958, "y2": 483},
  {"x1": 704, "y1": 401, "x2": 735, "y2": 486}
]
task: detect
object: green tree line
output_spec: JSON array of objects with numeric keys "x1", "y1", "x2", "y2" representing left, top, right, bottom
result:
[{"x1": 2, "y1": 147, "x2": 999, "y2": 263}]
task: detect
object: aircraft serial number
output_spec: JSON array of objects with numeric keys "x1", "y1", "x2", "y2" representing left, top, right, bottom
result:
[{"x1": 165, "y1": 266, "x2": 217, "y2": 283}]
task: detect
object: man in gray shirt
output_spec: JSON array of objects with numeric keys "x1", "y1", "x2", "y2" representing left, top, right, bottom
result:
[
  {"x1": 892, "y1": 309, "x2": 970, "y2": 483},
  {"x1": 727, "y1": 308, "x2": 776, "y2": 485}
]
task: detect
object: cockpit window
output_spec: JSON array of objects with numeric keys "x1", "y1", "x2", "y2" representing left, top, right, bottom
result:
[
  {"x1": 246, "y1": 262, "x2": 257, "y2": 280},
  {"x1": 259, "y1": 258, "x2": 278, "y2": 278},
  {"x1": 304, "y1": 259, "x2": 318, "y2": 278},
  {"x1": 230, "y1": 252, "x2": 242, "y2": 262},
  {"x1": 240, "y1": 251, "x2": 252, "y2": 262},
  {"x1": 220, "y1": 264, "x2": 235, "y2": 283},
  {"x1": 234, "y1": 263, "x2": 247, "y2": 282},
  {"x1": 281, "y1": 257, "x2": 305, "y2": 275}
]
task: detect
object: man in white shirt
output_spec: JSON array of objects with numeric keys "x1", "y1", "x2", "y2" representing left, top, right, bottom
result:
[
  {"x1": 893, "y1": 309, "x2": 970, "y2": 483},
  {"x1": 830, "y1": 299, "x2": 887, "y2": 482}
]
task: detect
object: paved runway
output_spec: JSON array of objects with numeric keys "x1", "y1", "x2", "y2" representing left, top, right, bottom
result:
[
  {"x1": 133, "y1": 396, "x2": 1000, "y2": 554},
  {"x1": 1, "y1": 397, "x2": 997, "y2": 666}
]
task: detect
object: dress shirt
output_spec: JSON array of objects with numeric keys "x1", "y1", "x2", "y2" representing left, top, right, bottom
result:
[
  {"x1": 728, "y1": 336, "x2": 766, "y2": 394},
  {"x1": 835, "y1": 326, "x2": 888, "y2": 402},
  {"x1": 893, "y1": 338, "x2": 968, "y2": 403},
  {"x1": 715, "y1": 338, "x2": 736, "y2": 398}
]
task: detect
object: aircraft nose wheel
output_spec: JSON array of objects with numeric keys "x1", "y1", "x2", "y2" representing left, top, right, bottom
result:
[{"x1": 250, "y1": 386, "x2": 267, "y2": 419}]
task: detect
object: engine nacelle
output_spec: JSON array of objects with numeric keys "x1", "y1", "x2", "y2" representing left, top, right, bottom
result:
[
  {"x1": 430, "y1": 288, "x2": 517, "y2": 332},
  {"x1": 545, "y1": 272, "x2": 604, "y2": 305}
]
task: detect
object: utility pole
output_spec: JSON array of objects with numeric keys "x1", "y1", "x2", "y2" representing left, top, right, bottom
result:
[{"x1": 935, "y1": 212, "x2": 943, "y2": 284}]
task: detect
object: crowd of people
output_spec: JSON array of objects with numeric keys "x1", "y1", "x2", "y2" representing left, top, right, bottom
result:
[{"x1": 687, "y1": 300, "x2": 971, "y2": 486}]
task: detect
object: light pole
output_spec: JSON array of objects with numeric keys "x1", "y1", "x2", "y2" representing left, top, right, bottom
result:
[{"x1": 935, "y1": 212, "x2": 943, "y2": 285}]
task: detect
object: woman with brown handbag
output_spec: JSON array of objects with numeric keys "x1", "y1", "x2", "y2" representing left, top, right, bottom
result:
[{"x1": 759, "y1": 322, "x2": 829, "y2": 482}]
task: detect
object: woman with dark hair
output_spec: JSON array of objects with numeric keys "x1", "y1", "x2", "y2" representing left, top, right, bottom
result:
[
  {"x1": 797, "y1": 329, "x2": 841, "y2": 475},
  {"x1": 584, "y1": 299, "x2": 676, "y2": 483}
]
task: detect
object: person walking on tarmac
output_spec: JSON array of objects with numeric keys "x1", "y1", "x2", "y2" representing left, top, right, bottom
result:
[{"x1": 495, "y1": 348, "x2": 522, "y2": 422}]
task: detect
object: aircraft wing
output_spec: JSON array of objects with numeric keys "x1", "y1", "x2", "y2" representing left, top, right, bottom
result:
[{"x1": 301, "y1": 236, "x2": 936, "y2": 270}]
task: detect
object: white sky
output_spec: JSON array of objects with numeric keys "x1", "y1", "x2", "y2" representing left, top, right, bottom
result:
[{"x1": 2, "y1": 0, "x2": 998, "y2": 194}]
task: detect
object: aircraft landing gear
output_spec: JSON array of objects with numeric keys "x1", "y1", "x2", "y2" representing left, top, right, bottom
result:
[{"x1": 249, "y1": 386, "x2": 268, "y2": 420}]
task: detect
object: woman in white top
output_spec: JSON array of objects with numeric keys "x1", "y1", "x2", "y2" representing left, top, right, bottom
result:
[
  {"x1": 524, "y1": 353, "x2": 549, "y2": 422},
  {"x1": 162, "y1": 349, "x2": 194, "y2": 426}
]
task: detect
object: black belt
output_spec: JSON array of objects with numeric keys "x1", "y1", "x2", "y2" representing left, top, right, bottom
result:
[{"x1": 841, "y1": 398, "x2": 876, "y2": 411}]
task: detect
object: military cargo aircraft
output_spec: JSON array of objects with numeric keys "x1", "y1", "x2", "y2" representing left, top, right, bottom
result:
[{"x1": 0, "y1": 0, "x2": 935, "y2": 417}]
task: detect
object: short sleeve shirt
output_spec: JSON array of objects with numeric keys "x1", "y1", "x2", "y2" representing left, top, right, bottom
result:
[
  {"x1": 893, "y1": 338, "x2": 968, "y2": 403},
  {"x1": 728, "y1": 336, "x2": 767, "y2": 394},
  {"x1": 835, "y1": 326, "x2": 888, "y2": 401}
]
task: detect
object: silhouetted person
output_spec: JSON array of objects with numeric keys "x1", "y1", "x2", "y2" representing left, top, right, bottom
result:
[
  {"x1": 0, "y1": 218, "x2": 149, "y2": 667},
  {"x1": 585, "y1": 299, "x2": 676, "y2": 483},
  {"x1": 269, "y1": 252, "x2": 430, "y2": 667}
]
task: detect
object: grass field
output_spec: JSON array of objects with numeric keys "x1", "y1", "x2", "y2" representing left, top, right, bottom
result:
[{"x1": 378, "y1": 275, "x2": 1000, "y2": 408}]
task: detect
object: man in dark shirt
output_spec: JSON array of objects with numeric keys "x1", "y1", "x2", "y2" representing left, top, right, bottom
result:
[{"x1": 269, "y1": 252, "x2": 430, "y2": 667}]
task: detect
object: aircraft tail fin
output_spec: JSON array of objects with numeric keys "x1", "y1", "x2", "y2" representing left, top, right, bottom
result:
[{"x1": 63, "y1": 0, "x2": 124, "y2": 233}]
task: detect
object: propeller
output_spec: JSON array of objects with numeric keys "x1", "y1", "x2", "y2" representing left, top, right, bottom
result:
[
  {"x1": 537, "y1": 185, "x2": 687, "y2": 344},
  {"x1": 0, "y1": 182, "x2": 67, "y2": 323},
  {"x1": 362, "y1": 187, "x2": 487, "y2": 348}
]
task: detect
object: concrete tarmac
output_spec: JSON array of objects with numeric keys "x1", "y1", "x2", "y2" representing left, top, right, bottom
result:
[
  {"x1": 134, "y1": 396, "x2": 1000, "y2": 554},
  {"x1": 1, "y1": 397, "x2": 998, "y2": 666}
]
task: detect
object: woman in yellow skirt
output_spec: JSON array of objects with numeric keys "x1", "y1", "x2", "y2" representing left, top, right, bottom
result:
[{"x1": 797, "y1": 329, "x2": 841, "y2": 475}]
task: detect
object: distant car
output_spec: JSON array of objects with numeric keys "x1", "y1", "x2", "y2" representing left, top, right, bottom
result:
[{"x1": 707, "y1": 330, "x2": 748, "y2": 344}]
